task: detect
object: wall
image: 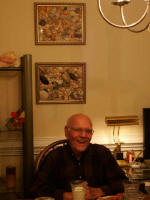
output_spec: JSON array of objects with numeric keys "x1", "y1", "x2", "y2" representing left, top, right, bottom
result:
[
  {"x1": 0, "y1": 0, "x2": 150, "y2": 143},
  {"x1": 0, "y1": 0, "x2": 150, "y2": 144}
]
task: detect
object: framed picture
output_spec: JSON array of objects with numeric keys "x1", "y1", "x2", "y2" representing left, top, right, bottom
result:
[
  {"x1": 34, "y1": 2, "x2": 86, "y2": 45},
  {"x1": 35, "y1": 62, "x2": 86, "y2": 104}
]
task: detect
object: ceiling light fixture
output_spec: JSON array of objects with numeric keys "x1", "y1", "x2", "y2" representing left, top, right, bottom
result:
[{"x1": 98, "y1": 0, "x2": 150, "y2": 33}]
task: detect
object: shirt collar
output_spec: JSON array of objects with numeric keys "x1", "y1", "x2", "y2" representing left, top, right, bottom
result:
[{"x1": 66, "y1": 142, "x2": 91, "y2": 160}]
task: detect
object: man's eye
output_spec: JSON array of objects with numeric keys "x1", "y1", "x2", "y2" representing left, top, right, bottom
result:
[{"x1": 86, "y1": 129, "x2": 92, "y2": 133}]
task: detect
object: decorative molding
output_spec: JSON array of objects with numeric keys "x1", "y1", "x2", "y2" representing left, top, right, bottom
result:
[
  {"x1": 0, "y1": 136, "x2": 144, "y2": 156},
  {"x1": 104, "y1": 143, "x2": 144, "y2": 152},
  {"x1": 0, "y1": 147, "x2": 23, "y2": 156},
  {"x1": 0, "y1": 132, "x2": 23, "y2": 156}
]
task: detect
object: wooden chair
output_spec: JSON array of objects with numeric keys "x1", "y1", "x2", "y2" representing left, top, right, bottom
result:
[{"x1": 34, "y1": 139, "x2": 68, "y2": 174}]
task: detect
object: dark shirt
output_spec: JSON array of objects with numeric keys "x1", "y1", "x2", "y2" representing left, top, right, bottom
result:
[{"x1": 29, "y1": 142, "x2": 127, "y2": 200}]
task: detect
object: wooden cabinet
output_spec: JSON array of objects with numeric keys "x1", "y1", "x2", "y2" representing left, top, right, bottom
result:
[
  {"x1": 143, "y1": 108, "x2": 150, "y2": 159},
  {"x1": 0, "y1": 54, "x2": 33, "y2": 196}
]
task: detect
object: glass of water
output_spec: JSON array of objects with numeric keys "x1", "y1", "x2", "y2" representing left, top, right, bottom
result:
[{"x1": 70, "y1": 180, "x2": 86, "y2": 200}]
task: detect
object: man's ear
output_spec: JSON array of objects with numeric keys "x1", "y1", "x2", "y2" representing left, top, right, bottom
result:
[{"x1": 64, "y1": 126, "x2": 69, "y2": 139}]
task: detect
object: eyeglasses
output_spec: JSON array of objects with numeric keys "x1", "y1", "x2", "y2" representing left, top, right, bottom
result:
[{"x1": 67, "y1": 127, "x2": 94, "y2": 134}]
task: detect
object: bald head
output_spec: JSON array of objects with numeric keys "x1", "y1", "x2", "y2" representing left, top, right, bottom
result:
[
  {"x1": 65, "y1": 113, "x2": 93, "y2": 156},
  {"x1": 66, "y1": 113, "x2": 93, "y2": 128}
]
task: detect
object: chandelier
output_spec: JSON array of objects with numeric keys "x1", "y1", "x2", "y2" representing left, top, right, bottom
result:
[{"x1": 97, "y1": 0, "x2": 150, "y2": 33}]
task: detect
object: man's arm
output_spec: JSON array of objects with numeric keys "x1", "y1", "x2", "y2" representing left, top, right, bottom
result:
[
  {"x1": 63, "y1": 187, "x2": 104, "y2": 200},
  {"x1": 28, "y1": 150, "x2": 65, "y2": 200},
  {"x1": 63, "y1": 192, "x2": 73, "y2": 200},
  {"x1": 98, "y1": 146, "x2": 127, "y2": 195},
  {"x1": 86, "y1": 187, "x2": 105, "y2": 199}
]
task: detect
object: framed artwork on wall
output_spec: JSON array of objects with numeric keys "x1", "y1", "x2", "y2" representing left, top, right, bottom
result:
[
  {"x1": 35, "y1": 62, "x2": 86, "y2": 104},
  {"x1": 34, "y1": 2, "x2": 86, "y2": 45}
]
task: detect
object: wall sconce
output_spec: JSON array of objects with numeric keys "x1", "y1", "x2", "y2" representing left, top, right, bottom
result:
[
  {"x1": 98, "y1": 0, "x2": 150, "y2": 33},
  {"x1": 105, "y1": 115, "x2": 139, "y2": 126}
]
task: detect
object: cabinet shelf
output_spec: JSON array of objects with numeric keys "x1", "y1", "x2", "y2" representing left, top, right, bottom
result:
[
  {"x1": 0, "y1": 67, "x2": 23, "y2": 71},
  {"x1": 0, "y1": 129, "x2": 22, "y2": 133}
]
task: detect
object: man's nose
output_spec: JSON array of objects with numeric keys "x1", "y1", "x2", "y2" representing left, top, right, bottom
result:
[{"x1": 80, "y1": 130, "x2": 88, "y2": 137}]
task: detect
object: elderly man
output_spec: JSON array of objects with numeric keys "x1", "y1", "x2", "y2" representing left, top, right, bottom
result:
[{"x1": 29, "y1": 114, "x2": 127, "y2": 200}]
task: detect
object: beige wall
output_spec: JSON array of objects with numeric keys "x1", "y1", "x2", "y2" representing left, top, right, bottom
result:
[{"x1": 0, "y1": 0, "x2": 150, "y2": 146}]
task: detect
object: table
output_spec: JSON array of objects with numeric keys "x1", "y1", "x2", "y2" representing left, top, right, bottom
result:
[
  {"x1": 0, "y1": 193, "x2": 150, "y2": 200},
  {"x1": 0, "y1": 192, "x2": 24, "y2": 200},
  {"x1": 144, "y1": 194, "x2": 150, "y2": 200}
]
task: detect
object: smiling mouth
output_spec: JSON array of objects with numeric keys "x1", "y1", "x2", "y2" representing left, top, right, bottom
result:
[{"x1": 77, "y1": 140, "x2": 89, "y2": 144}]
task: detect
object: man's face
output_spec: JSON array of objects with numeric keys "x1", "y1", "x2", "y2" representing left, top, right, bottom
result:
[{"x1": 65, "y1": 115, "x2": 93, "y2": 154}]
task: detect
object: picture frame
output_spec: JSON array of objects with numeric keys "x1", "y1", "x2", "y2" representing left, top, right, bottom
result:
[
  {"x1": 35, "y1": 62, "x2": 86, "y2": 104},
  {"x1": 34, "y1": 2, "x2": 86, "y2": 45}
]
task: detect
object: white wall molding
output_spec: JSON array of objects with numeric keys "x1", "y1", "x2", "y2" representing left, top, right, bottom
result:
[{"x1": 0, "y1": 136, "x2": 144, "y2": 156}]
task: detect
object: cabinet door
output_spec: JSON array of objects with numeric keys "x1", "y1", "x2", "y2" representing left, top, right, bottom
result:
[
  {"x1": 0, "y1": 54, "x2": 34, "y2": 196},
  {"x1": 143, "y1": 108, "x2": 150, "y2": 159},
  {"x1": 0, "y1": 69, "x2": 23, "y2": 193}
]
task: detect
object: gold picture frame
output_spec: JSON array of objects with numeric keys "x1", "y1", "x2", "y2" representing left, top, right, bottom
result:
[
  {"x1": 35, "y1": 62, "x2": 86, "y2": 104},
  {"x1": 34, "y1": 2, "x2": 86, "y2": 45}
]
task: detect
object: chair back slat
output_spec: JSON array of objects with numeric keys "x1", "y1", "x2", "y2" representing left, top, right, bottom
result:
[{"x1": 34, "y1": 139, "x2": 68, "y2": 173}]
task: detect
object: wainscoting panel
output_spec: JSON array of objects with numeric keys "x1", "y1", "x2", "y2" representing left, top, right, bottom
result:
[{"x1": 0, "y1": 136, "x2": 144, "y2": 156}]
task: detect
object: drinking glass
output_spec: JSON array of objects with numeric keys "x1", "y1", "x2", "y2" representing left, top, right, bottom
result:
[
  {"x1": 35, "y1": 197, "x2": 55, "y2": 200},
  {"x1": 123, "y1": 181, "x2": 144, "y2": 200},
  {"x1": 71, "y1": 180, "x2": 86, "y2": 200},
  {"x1": 6, "y1": 166, "x2": 16, "y2": 192},
  {"x1": 145, "y1": 181, "x2": 150, "y2": 193}
]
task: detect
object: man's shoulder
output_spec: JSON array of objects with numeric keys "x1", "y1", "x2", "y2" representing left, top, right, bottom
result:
[
  {"x1": 90, "y1": 143, "x2": 108, "y2": 149},
  {"x1": 46, "y1": 143, "x2": 67, "y2": 157},
  {"x1": 89, "y1": 143, "x2": 111, "y2": 153}
]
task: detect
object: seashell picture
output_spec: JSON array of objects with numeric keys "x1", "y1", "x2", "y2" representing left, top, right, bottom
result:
[
  {"x1": 35, "y1": 62, "x2": 86, "y2": 104},
  {"x1": 34, "y1": 2, "x2": 86, "y2": 45}
]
